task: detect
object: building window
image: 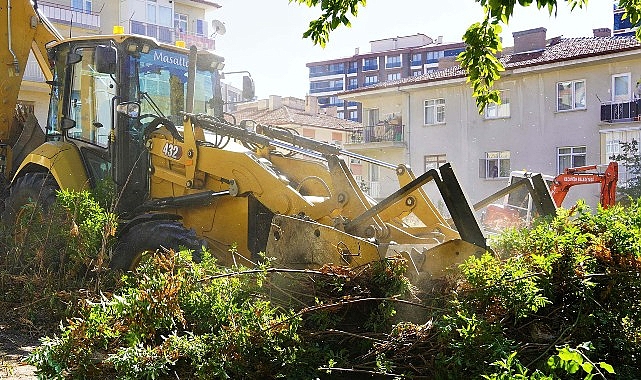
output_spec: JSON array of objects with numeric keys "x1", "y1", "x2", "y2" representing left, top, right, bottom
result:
[
  {"x1": 484, "y1": 90, "x2": 510, "y2": 119},
  {"x1": 71, "y1": 0, "x2": 91, "y2": 12},
  {"x1": 606, "y1": 137, "x2": 622, "y2": 158},
  {"x1": 558, "y1": 146, "x2": 586, "y2": 173},
  {"x1": 363, "y1": 57, "x2": 378, "y2": 71},
  {"x1": 424, "y1": 98, "x2": 445, "y2": 125},
  {"x1": 337, "y1": 111, "x2": 344, "y2": 119},
  {"x1": 426, "y1": 50, "x2": 444, "y2": 63},
  {"x1": 196, "y1": 19, "x2": 208, "y2": 36},
  {"x1": 348, "y1": 77, "x2": 358, "y2": 90},
  {"x1": 387, "y1": 72, "x2": 401, "y2": 81},
  {"x1": 411, "y1": 53, "x2": 422, "y2": 65},
  {"x1": 557, "y1": 79, "x2": 586, "y2": 111},
  {"x1": 348, "y1": 61, "x2": 358, "y2": 73},
  {"x1": 174, "y1": 13, "x2": 188, "y2": 32},
  {"x1": 425, "y1": 154, "x2": 447, "y2": 172},
  {"x1": 480, "y1": 151, "x2": 510, "y2": 179},
  {"x1": 386, "y1": 54, "x2": 401, "y2": 68},
  {"x1": 310, "y1": 79, "x2": 344, "y2": 93},
  {"x1": 412, "y1": 70, "x2": 423, "y2": 77},
  {"x1": 612, "y1": 73, "x2": 631, "y2": 102},
  {"x1": 364, "y1": 75, "x2": 378, "y2": 86},
  {"x1": 348, "y1": 110, "x2": 358, "y2": 121}
]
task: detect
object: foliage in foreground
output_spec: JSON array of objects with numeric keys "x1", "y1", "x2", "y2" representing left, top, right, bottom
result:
[
  {"x1": 0, "y1": 189, "x2": 117, "y2": 325},
  {"x1": 7, "y1": 191, "x2": 641, "y2": 378},
  {"x1": 26, "y1": 251, "x2": 413, "y2": 379}
]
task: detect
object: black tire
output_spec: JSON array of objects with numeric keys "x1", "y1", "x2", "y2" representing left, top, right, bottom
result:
[
  {"x1": 1, "y1": 172, "x2": 59, "y2": 227},
  {"x1": 110, "y1": 220, "x2": 206, "y2": 271}
]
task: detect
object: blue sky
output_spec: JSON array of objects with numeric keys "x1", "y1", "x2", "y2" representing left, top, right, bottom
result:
[{"x1": 211, "y1": 0, "x2": 614, "y2": 99}]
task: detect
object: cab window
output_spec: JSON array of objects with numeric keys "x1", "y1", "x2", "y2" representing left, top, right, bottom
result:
[{"x1": 68, "y1": 47, "x2": 116, "y2": 148}]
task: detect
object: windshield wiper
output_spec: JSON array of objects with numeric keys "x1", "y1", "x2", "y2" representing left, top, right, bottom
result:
[{"x1": 140, "y1": 91, "x2": 165, "y2": 119}]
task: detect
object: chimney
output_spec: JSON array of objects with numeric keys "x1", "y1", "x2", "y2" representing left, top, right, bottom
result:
[
  {"x1": 436, "y1": 36, "x2": 443, "y2": 45},
  {"x1": 269, "y1": 95, "x2": 282, "y2": 111},
  {"x1": 512, "y1": 27, "x2": 547, "y2": 54},
  {"x1": 593, "y1": 28, "x2": 612, "y2": 37},
  {"x1": 305, "y1": 95, "x2": 319, "y2": 114},
  {"x1": 355, "y1": 47, "x2": 360, "y2": 55}
]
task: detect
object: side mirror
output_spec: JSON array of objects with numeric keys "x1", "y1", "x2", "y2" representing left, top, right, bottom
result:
[
  {"x1": 66, "y1": 52, "x2": 82, "y2": 65},
  {"x1": 116, "y1": 102, "x2": 140, "y2": 118},
  {"x1": 60, "y1": 117, "x2": 76, "y2": 131},
  {"x1": 242, "y1": 75, "x2": 255, "y2": 101},
  {"x1": 95, "y1": 45, "x2": 117, "y2": 74}
]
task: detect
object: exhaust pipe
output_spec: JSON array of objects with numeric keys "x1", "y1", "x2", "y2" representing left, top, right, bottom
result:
[{"x1": 7, "y1": 0, "x2": 20, "y2": 74}]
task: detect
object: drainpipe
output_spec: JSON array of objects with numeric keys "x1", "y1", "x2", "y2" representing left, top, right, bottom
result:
[
  {"x1": 7, "y1": 0, "x2": 20, "y2": 74},
  {"x1": 398, "y1": 87, "x2": 411, "y2": 166}
]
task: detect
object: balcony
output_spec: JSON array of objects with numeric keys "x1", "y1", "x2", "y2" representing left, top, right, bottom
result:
[
  {"x1": 309, "y1": 85, "x2": 344, "y2": 94},
  {"x1": 131, "y1": 20, "x2": 174, "y2": 44},
  {"x1": 176, "y1": 30, "x2": 215, "y2": 50},
  {"x1": 601, "y1": 100, "x2": 641, "y2": 122},
  {"x1": 348, "y1": 124, "x2": 404, "y2": 144},
  {"x1": 39, "y1": 1, "x2": 100, "y2": 29},
  {"x1": 362, "y1": 64, "x2": 378, "y2": 71},
  {"x1": 309, "y1": 68, "x2": 345, "y2": 78}
]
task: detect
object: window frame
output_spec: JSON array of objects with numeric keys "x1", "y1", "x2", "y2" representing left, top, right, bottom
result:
[
  {"x1": 557, "y1": 146, "x2": 586, "y2": 174},
  {"x1": 424, "y1": 98, "x2": 445, "y2": 125},
  {"x1": 174, "y1": 13, "x2": 188, "y2": 32},
  {"x1": 484, "y1": 89, "x2": 511, "y2": 119},
  {"x1": 424, "y1": 154, "x2": 447, "y2": 172},
  {"x1": 364, "y1": 75, "x2": 378, "y2": 86},
  {"x1": 480, "y1": 151, "x2": 511, "y2": 179},
  {"x1": 556, "y1": 79, "x2": 586, "y2": 112},
  {"x1": 387, "y1": 72, "x2": 401, "y2": 81},
  {"x1": 612, "y1": 73, "x2": 631, "y2": 102}
]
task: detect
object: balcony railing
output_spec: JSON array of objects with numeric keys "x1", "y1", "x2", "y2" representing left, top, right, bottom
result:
[
  {"x1": 601, "y1": 100, "x2": 641, "y2": 122},
  {"x1": 309, "y1": 68, "x2": 345, "y2": 77},
  {"x1": 348, "y1": 124, "x2": 404, "y2": 144},
  {"x1": 309, "y1": 85, "x2": 344, "y2": 94},
  {"x1": 39, "y1": 1, "x2": 100, "y2": 29},
  {"x1": 131, "y1": 20, "x2": 174, "y2": 44},
  {"x1": 130, "y1": 21, "x2": 215, "y2": 49},
  {"x1": 176, "y1": 30, "x2": 215, "y2": 50}
]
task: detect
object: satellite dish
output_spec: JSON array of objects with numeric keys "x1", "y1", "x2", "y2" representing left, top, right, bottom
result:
[{"x1": 211, "y1": 20, "x2": 226, "y2": 36}]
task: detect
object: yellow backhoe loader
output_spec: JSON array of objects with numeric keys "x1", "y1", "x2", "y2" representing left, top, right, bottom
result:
[{"x1": 1, "y1": 0, "x2": 488, "y2": 284}]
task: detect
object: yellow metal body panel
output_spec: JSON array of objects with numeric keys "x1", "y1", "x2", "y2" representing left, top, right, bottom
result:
[
  {"x1": 13, "y1": 141, "x2": 89, "y2": 191},
  {"x1": 0, "y1": 0, "x2": 60, "y2": 139},
  {"x1": 145, "y1": 119, "x2": 485, "y2": 277}
]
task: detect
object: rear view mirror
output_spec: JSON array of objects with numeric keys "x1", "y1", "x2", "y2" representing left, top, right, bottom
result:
[
  {"x1": 95, "y1": 45, "x2": 117, "y2": 74},
  {"x1": 242, "y1": 75, "x2": 255, "y2": 101}
]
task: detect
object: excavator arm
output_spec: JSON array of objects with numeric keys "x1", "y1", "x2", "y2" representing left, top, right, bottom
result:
[
  {"x1": 0, "y1": 0, "x2": 61, "y2": 177},
  {"x1": 549, "y1": 162, "x2": 618, "y2": 208}
]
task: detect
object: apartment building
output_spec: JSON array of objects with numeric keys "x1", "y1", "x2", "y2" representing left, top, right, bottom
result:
[
  {"x1": 19, "y1": 0, "x2": 220, "y2": 122},
  {"x1": 306, "y1": 34, "x2": 465, "y2": 123},
  {"x1": 339, "y1": 27, "x2": 641, "y2": 210}
]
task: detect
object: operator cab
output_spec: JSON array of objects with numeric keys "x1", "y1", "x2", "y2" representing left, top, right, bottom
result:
[{"x1": 45, "y1": 34, "x2": 240, "y2": 213}]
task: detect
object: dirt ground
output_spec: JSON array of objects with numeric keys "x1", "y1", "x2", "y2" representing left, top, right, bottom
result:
[{"x1": 0, "y1": 326, "x2": 40, "y2": 379}]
